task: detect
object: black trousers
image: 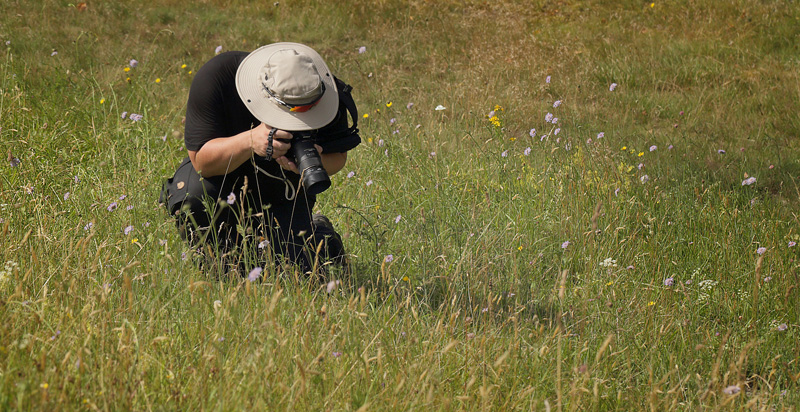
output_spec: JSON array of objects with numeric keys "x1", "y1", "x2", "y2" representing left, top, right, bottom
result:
[{"x1": 161, "y1": 157, "x2": 344, "y2": 270}]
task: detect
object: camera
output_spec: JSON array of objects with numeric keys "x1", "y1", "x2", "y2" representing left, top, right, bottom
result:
[{"x1": 285, "y1": 131, "x2": 331, "y2": 195}]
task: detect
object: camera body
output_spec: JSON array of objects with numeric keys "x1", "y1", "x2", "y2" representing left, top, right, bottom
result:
[{"x1": 285, "y1": 131, "x2": 331, "y2": 195}]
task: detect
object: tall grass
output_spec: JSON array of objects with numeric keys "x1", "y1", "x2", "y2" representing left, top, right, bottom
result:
[{"x1": 1, "y1": 0, "x2": 799, "y2": 409}]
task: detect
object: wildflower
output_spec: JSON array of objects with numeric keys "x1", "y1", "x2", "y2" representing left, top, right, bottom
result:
[
  {"x1": 124, "y1": 225, "x2": 133, "y2": 235},
  {"x1": 553, "y1": 100, "x2": 562, "y2": 108},
  {"x1": 366, "y1": 180, "x2": 373, "y2": 186},
  {"x1": 640, "y1": 175, "x2": 650, "y2": 184},
  {"x1": 545, "y1": 113, "x2": 553, "y2": 123},
  {"x1": 718, "y1": 149, "x2": 726, "y2": 154},
  {"x1": 155, "y1": 78, "x2": 161, "y2": 83},
  {"x1": 386, "y1": 102, "x2": 392, "y2": 108},
  {"x1": 756, "y1": 247, "x2": 766, "y2": 255},
  {"x1": 435, "y1": 105, "x2": 446, "y2": 111},
  {"x1": 614, "y1": 188, "x2": 620, "y2": 196},
  {"x1": 638, "y1": 152, "x2": 644, "y2": 157},
  {"x1": 638, "y1": 163, "x2": 644, "y2": 170},
  {"x1": 124, "y1": 67, "x2": 130, "y2": 73},
  {"x1": 599, "y1": 258, "x2": 617, "y2": 267},
  {"x1": 247, "y1": 267, "x2": 262, "y2": 282},
  {"x1": 554, "y1": 128, "x2": 560, "y2": 135},
  {"x1": 363, "y1": 113, "x2": 369, "y2": 118},
  {"x1": 777, "y1": 323, "x2": 788, "y2": 331},
  {"x1": 389, "y1": 118, "x2": 396, "y2": 124},
  {"x1": 663, "y1": 277, "x2": 674, "y2": 287},
  {"x1": 358, "y1": 46, "x2": 366, "y2": 54},
  {"x1": 100, "y1": 98, "x2": 105, "y2": 104},
  {"x1": 481, "y1": 307, "x2": 489, "y2": 313},
  {"x1": 545, "y1": 75, "x2": 551, "y2": 83},
  {"x1": 406, "y1": 102, "x2": 414, "y2": 109},
  {"x1": 764, "y1": 276, "x2": 772, "y2": 283},
  {"x1": 649, "y1": 145, "x2": 657, "y2": 152},
  {"x1": 384, "y1": 254, "x2": 394, "y2": 263},
  {"x1": 346, "y1": 171, "x2": 355, "y2": 178},
  {"x1": 215, "y1": 45, "x2": 223, "y2": 54},
  {"x1": 130, "y1": 113, "x2": 143, "y2": 122},
  {"x1": 51, "y1": 51, "x2": 58, "y2": 56},
  {"x1": 121, "y1": 111, "x2": 128, "y2": 119},
  {"x1": 679, "y1": 110, "x2": 684, "y2": 116},
  {"x1": 551, "y1": 117, "x2": 558, "y2": 124},
  {"x1": 326, "y1": 280, "x2": 340, "y2": 293},
  {"x1": 258, "y1": 239, "x2": 269, "y2": 249},
  {"x1": 529, "y1": 128, "x2": 536, "y2": 138},
  {"x1": 9, "y1": 156, "x2": 21, "y2": 167},
  {"x1": 561, "y1": 240, "x2": 570, "y2": 249},
  {"x1": 742, "y1": 177, "x2": 756, "y2": 186},
  {"x1": 722, "y1": 385, "x2": 741, "y2": 395},
  {"x1": 64, "y1": 192, "x2": 70, "y2": 200},
  {"x1": 129, "y1": 59, "x2": 138, "y2": 68},
  {"x1": 501, "y1": 150, "x2": 508, "y2": 158},
  {"x1": 332, "y1": 351, "x2": 342, "y2": 358},
  {"x1": 523, "y1": 147, "x2": 531, "y2": 156},
  {"x1": 789, "y1": 241, "x2": 796, "y2": 247},
  {"x1": 647, "y1": 301, "x2": 655, "y2": 306},
  {"x1": 181, "y1": 252, "x2": 187, "y2": 261},
  {"x1": 395, "y1": 215, "x2": 402, "y2": 224},
  {"x1": 597, "y1": 132, "x2": 604, "y2": 139},
  {"x1": 107, "y1": 202, "x2": 118, "y2": 212},
  {"x1": 609, "y1": 83, "x2": 617, "y2": 91},
  {"x1": 668, "y1": 144, "x2": 674, "y2": 150},
  {"x1": 84, "y1": 222, "x2": 93, "y2": 231},
  {"x1": 378, "y1": 139, "x2": 384, "y2": 146}
]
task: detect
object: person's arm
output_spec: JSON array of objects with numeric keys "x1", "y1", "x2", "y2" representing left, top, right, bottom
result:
[{"x1": 189, "y1": 123, "x2": 293, "y2": 177}]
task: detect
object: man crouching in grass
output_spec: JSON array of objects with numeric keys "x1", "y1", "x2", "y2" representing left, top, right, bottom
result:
[{"x1": 160, "y1": 42, "x2": 361, "y2": 277}]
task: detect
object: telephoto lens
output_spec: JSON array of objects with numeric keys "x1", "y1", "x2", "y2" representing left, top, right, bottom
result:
[{"x1": 290, "y1": 131, "x2": 331, "y2": 195}]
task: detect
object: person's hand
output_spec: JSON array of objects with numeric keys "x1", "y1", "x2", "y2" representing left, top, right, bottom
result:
[
  {"x1": 275, "y1": 144, "x2": 324, "y2": 174},
  {"x1": 249, "y1": 123, "x2": 293, "y2": 160}
]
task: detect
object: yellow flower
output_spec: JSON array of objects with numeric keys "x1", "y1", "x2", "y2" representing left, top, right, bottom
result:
[
  {"x1": 402, "y1": 276, "x2": 409, "y2": 282},
  {"x1": 510, "y1": 137, "x2": 516, "y2": 142},
  {"x1": 181, "y1": 64, "x2": 187, "y2": 69},
  {"x1": 126, "y1": 77, "x2": 131, "y2": 82},
  {"x1": 188, "y1": 70, "x2": 192, "y2": 74},
  {"x1": 367, "y1": 137, "x2": 373, "y2": 143},
  {"x1": 650, "y1": 2, "x2": 655, "y2": 7},
  {"x1": 155, "y1": 78, "x2": 161, "y2": 83},
  {"x1": 131, "y1": 238, "x2": 139, "y2": 244},
  {"x1": 647, "y1": 301, "x2": 655, "y2": 306},
  {"x1": 638, "y1": 152, "x2": 644, "y2": 157},
  {"x1": 621, "y1": 146, "x2": 627, "y2": 151},
  {"x1": 363, "y1": 113, "x2": 369, "y2": 118},
  {"x1": 517, "y1": 246, "x2": 523, "y2": 251},
  {"x1": 40, "y1": 383, "x2": 49, "y2": 389},
  {"x1": 124, "y1": 67, "x2": 130, "y2": 72},
  {"x1": 494, "y1": 104, "x2": 504, "y2": 111},
  {"x1": 100, "y1": 98, "x2": 105, "y2": 104},
  {"x1": 386, "y1": 102, "x2": 393, "y2": 108},
  {"x1": 606, "y1": 281, "x2": 614, "y2": 286}
]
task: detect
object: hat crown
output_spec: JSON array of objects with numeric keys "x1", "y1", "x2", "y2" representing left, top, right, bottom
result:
[{"x1": 263, "y1": 49, "x2": 323, "y2": 105}]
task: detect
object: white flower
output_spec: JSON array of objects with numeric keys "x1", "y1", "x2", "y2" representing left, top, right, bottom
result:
[{"x1": 434, "y1": 105, "x2": 446, "y2": 111}]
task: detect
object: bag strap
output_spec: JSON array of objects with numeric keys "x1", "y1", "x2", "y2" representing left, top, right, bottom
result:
[{"x1": 334, "y1": 76, "x2": 359, "y2": 137}]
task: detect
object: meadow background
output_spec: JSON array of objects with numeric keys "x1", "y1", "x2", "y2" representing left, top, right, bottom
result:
[{"x1": 1, "y1": 0, "x2": 799, "y2": 410}]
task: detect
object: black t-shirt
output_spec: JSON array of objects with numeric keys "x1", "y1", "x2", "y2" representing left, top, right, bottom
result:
[{"x1": 184, "y1": 51, "x2": 360, "y2": 155}]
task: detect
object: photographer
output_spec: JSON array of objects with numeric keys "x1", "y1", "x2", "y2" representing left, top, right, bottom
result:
[{"x1": 161, "y1": 43, "x2": 360, "y2": 273}]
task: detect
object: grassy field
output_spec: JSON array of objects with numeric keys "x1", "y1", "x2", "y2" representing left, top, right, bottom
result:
[{"x1": 2, "y1": 0, "x2": 799, "y2": 409}]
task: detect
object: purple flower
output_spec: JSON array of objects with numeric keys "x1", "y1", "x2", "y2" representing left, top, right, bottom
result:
[
  {"x1": 51, "y1": 50, "x2": 58, "y2": 56},
  {"x1": 384, "y1": 254, "x2": 394, "y2": 263},
  {"x1": 126, "y1": 205, "x2": 134, "y2": 211},
  {"x1": 609, "y1": 83, "x2": 617, "y2": 91},
  {"x1": 640, "y1": 174, "x2": 650, "y2": 184},
  {"x1": 723, "y1": 385, "x2": 740, "y2": 395},
  {"x1": 389, "y1": 118, "x2": 396, "y2": 124},
  {"x1": 545, "y1": 113, "x2": 553, "y2": 123},
  {"x1": 501, "y1": 150, "x2": 508, "y2": 158},
  {"x1": 124, "y1": 225, "x2": 133, "y2": 235},
  {"x1": 742, "y1": 177, "x2": 757, "y2": 186},
  {"x1": 649, "y1": 145, "x2": 657, "y2": 152},
  {"x1": 83, "y1": 222, "x2": 93, "y2": 231},
  {"x1": 226, "y1": 192, "x2": 236, "y2": 205},
  {"x1": 346, "y1": 171, "x2": 355, "y2": 178},
  {"x1": 395, "y1": 215, "x2": 402, "y2": 224},
  {"x1": 553, "y1": 100, "x2": 562, "y2": 108},
  {"x1": 756, "y1": 247, "x2": 766, "y2": 255},
  {"x1": 129, "y1": 59, "x2": 138, "y2": 68},
  {"x1": 332, "y1": 351, "x2": 342, "y2": 358},
  {"x1": 529, "y1": 128, "x2": 536, "y2": 138},
  {"x1": 215, "y1": 45, "x2": 223, "y2": 54},
  {"x1": 74, "y1": 175, "x2": 80, "y2": 183},
  {"x1": 119, "y1": 195, "x2": 127, "y2": 200},
  {"x1": 366, "y1": 180, "x2": 373, "y2": 186},
  {"x1": 9, "y1": 157, "x2": 20, "y2": 167},
  {"x1": 107, "y1": 202, "x2": 118, "y2": 212},
  {"x1": 718, "y1": 149, "x2": 726, "y2": 154},
  {"x1": 130, "y1": 113, "x2": 143, "y2": 122},
  {"x1": 614, "y1": 188, "x2": 620, "y2": 196},
  {"x1": 668, "y1": 144, "x2": 674, "y2": 150},
  {"x1": 248, "y1": 267, "x2": 262, "y2": 282},
  {"x1": 561, "y1": 240, "x2": 570, "y2": 249},
  {"x1": 763, "y1": 276, "x2": 772, "y2": 283},
  {"x1": 181, "y1": 252, "x2": 187, "y2": 261},
  {"x1": 121, "y1": 111, "x2": 128, "y2": 119},
  {"x1": 777, "y1": 323, "x2": 788, "y2": 331},
  {"x1": 63, "y1": 192, "x2": 70, "y2": 200},
  {"x1": 789, "y1": 241, "x2": 797, "y2": 247},
  {"x1": 406, "y1": 102, "x2": 414, "y2": 109},
  {"x1": 378, "y1": 139, "x2": 384, "y2": 146},
  {"x1": 551, "y1": 117, "x2": 558, "y2": 124},
  {"x1": 554, "y1": 128, "x2": 560, "y2": 135},
  {"x1": 597, "y1": 132, "x2": 605, "y2": 139},
  {"x1": 638, "y1": 163, "x2": 644, "y2": 170},
  {"x1": 545, "y1": 75, "x2": 551, "y2": 84},
  {"x1": 663, "y1": 277, "x2": 674, "y2": 287},
  {"x1": 523, "y1": 147, "x2": 531, "y2": 156},
  {"x1": 358, "y1": 46, "x2": 366, "y2": 54},
  {"x1": 326, "y1": 280, "x2": 340, "y2": 293}
]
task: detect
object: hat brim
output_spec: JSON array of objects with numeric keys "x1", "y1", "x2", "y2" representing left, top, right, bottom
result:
[{"x1": 236, "y1": 42, "x2": 339, "y2": 131}]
